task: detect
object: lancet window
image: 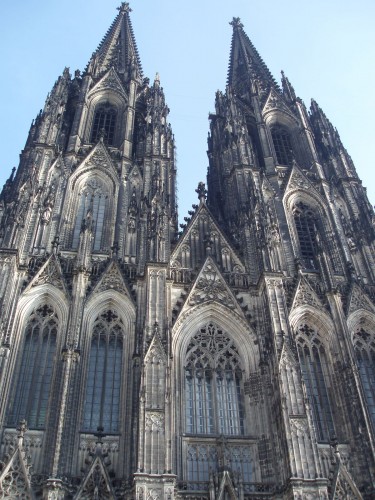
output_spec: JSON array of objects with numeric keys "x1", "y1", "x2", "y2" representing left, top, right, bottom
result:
[
  {"x1": 83, "y1": 310, "x2": 124, "y2": 434},
  {"x1": 296, "y1": 324, "x2": 335, "y2": 442},
  {"x1": 90, "y1": 104, "x2": 117, "y2": 145},
  {"x1": 293, "y1": 203, "x2": 318, "y2": 270},
  {"x1": 9, "y1": 305, "x2": 58, "y2": 429},
  {"x1": 353, "y1": 327, "x2": 375, "y2": 427},
  {"x1": 71, "y1": 178, "x2": 109, "y2": 251},
  {"x1": 271, "y1": 125, "x2": 294, "y2": 166},
  {"x1": 184, "y1": 323, "x2": 244, "y2": 436}
]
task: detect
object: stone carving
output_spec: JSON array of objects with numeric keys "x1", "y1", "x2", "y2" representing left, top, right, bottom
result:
[
  {"x1": 262, "y1": 87, "x2": 293, "y2": 117},
  {"x1": 75, "y1": 457, "x2": 114, "y2": 499},
  {"x1": 347, "y1": 284, "x2": 375, "y2": 315},
  {"x1": 145, "y1": 412, "x2": 164, "y2": 431},
  {"x1": 290, "y1": 416, "x2": 309, "y2": 433},
  {"x1": 189, "y1": 259, "x2": 236, "y2": 309},
  {"x1": 94, "y1": 261, "x2": 130, "y2": 297},
  {"x1": 31, "y1": 256, "x2": 65, "y2": 292},
  {"x1": 291, "y1": 276, "x2": 323, "y2": 311},
  {"x1": 89, "y1": 67, "x2": 127, "y2": 100},
  {"x1": 287, "y1": 167, "x2": 314, "y2": 192}
]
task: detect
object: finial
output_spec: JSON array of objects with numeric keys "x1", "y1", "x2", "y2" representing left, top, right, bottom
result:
[
  {"x1": 230, "y1": 17, "x2": 243, "y2": 29},
  {"x1": 196, "y1": 182, "x2": 207, "y2": 204},
  {"x1": 17, "y1": 419, "x2": 27, "y2": 448},
  {"x1": 154, "y1": 72, "x2": 160, "y2": 86},
  {"x1": 117, "y1": 2, "x2": 132, "y2": 13}
]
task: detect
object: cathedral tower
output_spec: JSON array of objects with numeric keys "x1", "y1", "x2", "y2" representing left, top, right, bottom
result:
[{"x1": 0, "y1": 5, "x2": 374, "y2": 499}]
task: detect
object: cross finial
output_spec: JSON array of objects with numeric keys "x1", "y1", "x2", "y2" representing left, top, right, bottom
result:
[
  {"x1": 230, "y1": 17, "x2": 243, "y2": 29},
  {"x1": 117, "y1": 2, "x2": 132, "y2": 13}
]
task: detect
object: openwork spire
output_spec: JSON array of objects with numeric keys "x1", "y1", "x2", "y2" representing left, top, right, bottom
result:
[
  {"x1": 227, "y1": 17, "x2": 279, "y2": 99},
  {"x1": 86, "y1": 3, "x2": 143, "y2": 78}
]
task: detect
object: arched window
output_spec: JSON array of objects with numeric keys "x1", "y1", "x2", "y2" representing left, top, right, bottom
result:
[
  {"x1": 9, "y1": 305, "x2": 58, "y2": 429},
  {"x1": 183, "y1": 323, "x2": 253, "y2": 490},
  {"x1": 353, "y1": 327, "x2": 375, "y2": 427},
  {"x1": 185, "y1": 323, "x2": 244, "y2": 436},
  {"x1": 296, "y1": 324, "x2": 335, "y2": 442},
  {"x1": 83, "y1": 310, "x2": 124, "y2": 433},
  {"x1": 90, "y1": 104, "x2": 117, "y2": 145},
  {"x1": 271, "y1": 125, "x2": 294, "y2": 166},
  {"x1": 71, "y1": 178, "x2": 109, "y2": 251},
  {"x1": 293, "y1": 203, "x2": 318, "y2": 270}
]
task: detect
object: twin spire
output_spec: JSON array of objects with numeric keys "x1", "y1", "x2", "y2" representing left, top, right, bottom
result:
[{"x1": 88, "y1": 6, "x2": 277, "y2": 95}]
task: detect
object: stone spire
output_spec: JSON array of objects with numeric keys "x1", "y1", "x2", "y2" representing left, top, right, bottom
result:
[
  {"x1": 227, "y1": 17, "x2": 279, "y2": 99},
  {"x1": 86, "y1": 3, "x2": 143, "y2": 80}
]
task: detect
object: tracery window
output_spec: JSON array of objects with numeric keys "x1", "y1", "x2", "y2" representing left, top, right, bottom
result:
[
  {"x1": 83, "y1": 310, "x2": 124, "y2": 433},
  {"x1": 293, "y1": 203, "x2": 318, "y2": 270},
  {"x1": 71, "y1": 178, "x2": 109, "y2": 251},
  {"x1": 271, "y1": 125, "x2": 294, "y2": 166},
  {"x1": 90, "y1": 104, "x2": 117, "y2": 145},
  {"x1": 296, "y1": 325, "x2": 335, "y2": 442},
  {"x1": 353, "y1": 327, "x2": 375, "y2": 427},
  {"x1": 185, "y1": 323, "x2": 244, "y2": 436},
  {"x1": 9, "y1": 305, "x2": 58, "y2": 429}
]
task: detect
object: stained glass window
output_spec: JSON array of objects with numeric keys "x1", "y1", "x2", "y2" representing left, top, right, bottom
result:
[
  {"x1": 271, "y1": 125, "x2": 294, "y2": 166},
  {"x1": 184, "y1": 323, "x2": 244, "y2": 436},
  {"x1": 83, "y1": 310, "x2": 123, "y2": 433},
  {"x1": 297, "y1": 325, "x2": 335, "y2": 442},
  {"x1": 90, "y1": 104, "x2": 117, "y2": 145},
  {"x1": 9, "y1": 305, "x2": 58, "y2": 429},
  {"x1": 294, "y1": 203, "x2": 318, "y2": 270},
  {"x1": 71, "y1": 179, "x2": 109, "y2": 251},
  {"x1": 353, "y1": 328, "x2": 375, "y2": 428}
]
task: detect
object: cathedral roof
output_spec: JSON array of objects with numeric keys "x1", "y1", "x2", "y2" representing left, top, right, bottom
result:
[{"x1": 86, "y1": 2, "x2": 143, "y2": 79}]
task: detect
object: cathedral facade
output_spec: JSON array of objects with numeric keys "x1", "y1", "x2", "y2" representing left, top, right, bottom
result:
[{"x1": 0, "y1": 4, "x2": 374, "y2": 499}]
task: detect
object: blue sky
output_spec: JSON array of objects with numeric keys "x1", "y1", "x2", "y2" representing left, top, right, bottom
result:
[{"x1": 1, "y1": 0, "x2": 374, "y2": 220}]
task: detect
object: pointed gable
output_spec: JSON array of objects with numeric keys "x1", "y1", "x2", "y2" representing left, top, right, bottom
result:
[
  {"x1": 72, "y1": 140, "x2": 119, "y2": 186},
  {"x1": 279, "y1": 339, "x2": 299, "y2": 368},
  {"x1": 284, "y1": 164, "x2": 321, "y2": 198},
  {"x1": 0, "y1": 423, "x2": 34, "y2": 499},
  {"x1": 291, "y1": 275, "x2": 324, "y2": 311},
  {"x1": 329, "y1": 459, "x2": 363, "y2": 500},
  {"x1": 171, "y1": 204, "x2": 246, "y2": 276},
  {"x1": 262, "y1": 87, "x2": 295, "y2": 119},
  {"x1": 25, "y1": 254, "x2": 68, "y2": 295},
  {"x1": 180, "y1": 257, "x2": 245, "y2": 317},
  {"x1": 0, "y1": 448, "x2": 34, "y2": 499},
  {"x1": 144, "y1": 330, "x2": 167, "y2": 364},
  {"x1": 90, "y1": 260, "x2": 133, "y2": 300},
  {"x1": 347, "y1": 283, "x2": 375, "y2": 316},
  {"x1": 88, "y1": 67, "x2": 128, "y2": 100},
  {"x1": 216, "y1": 470, "x2": 238, "y2": 500},
  {"x1": 75, "y1": 456, "x2": 115, "y2": 500}
]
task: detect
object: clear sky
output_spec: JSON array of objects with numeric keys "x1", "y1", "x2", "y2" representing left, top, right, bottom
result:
[{"x1": 1, "y1": 0, "x2": 374, "y2": 221}]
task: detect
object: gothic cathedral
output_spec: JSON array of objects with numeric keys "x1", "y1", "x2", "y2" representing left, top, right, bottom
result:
[{"x1": 0, "y1": 4, "x2": 374, "y2": 499}]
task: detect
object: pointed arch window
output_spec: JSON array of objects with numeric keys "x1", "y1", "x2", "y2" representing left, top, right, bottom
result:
[
  {"x1": 296, "y1": 325, "x2": 335, "y2": 442},
  {"x1": 293, "y1": 203, "x2": 318, "y2": 270},
  {"x1": 90, "y1": 104, "x2": 117, "y2": 146},
  {"x1": 353, "y1": 327, "x2": 375, "y2": 427},
  {"x1": 9, "y1": 305, "x2": 58, "y2": 429},
  {"x1": 72, "y1": 178, "x2": 109, "y2": 251},
  {"x1": 271, "y1": 125, "x2": 294, "y2": 166},
  {"x1": 183, "y1": 323, "x2": 254, "y2": 490},
  {"x1": 184, "y1": 323, "x2": 245, "y2": 436},
  {"x1": 83, "y1": 310, "x2": 124, "y2": 434}
]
